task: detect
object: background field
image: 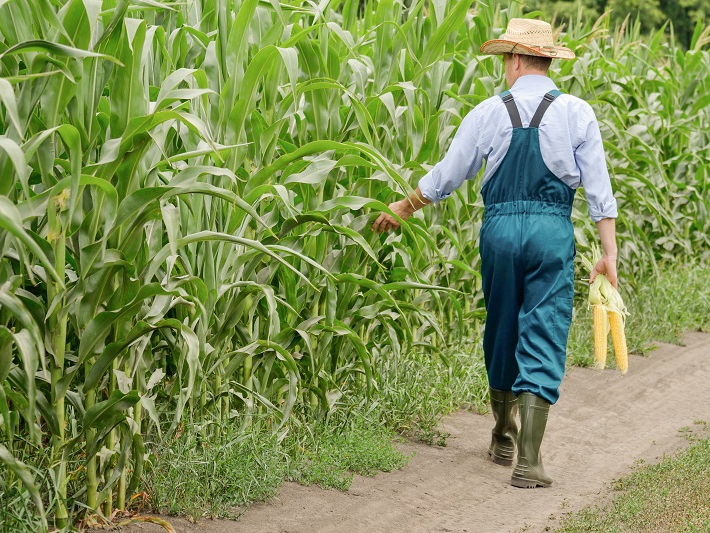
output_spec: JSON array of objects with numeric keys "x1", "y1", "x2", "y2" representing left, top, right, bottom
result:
[{"x1": 0, "y1": 0, "x2": 709, "y2": 529}]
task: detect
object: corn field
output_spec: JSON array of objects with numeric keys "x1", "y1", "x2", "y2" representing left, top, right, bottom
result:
[{"x1": 0, "y1": 0, "x2": 708, "y2": 529}]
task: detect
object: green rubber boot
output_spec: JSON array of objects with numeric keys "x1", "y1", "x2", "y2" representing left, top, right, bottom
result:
[
  {"x1": 511, "y1": 392, "x2": 553, "y2": 488},
  {"x1": 488, "y1": 388, "x2": 518, "y2": 466}
]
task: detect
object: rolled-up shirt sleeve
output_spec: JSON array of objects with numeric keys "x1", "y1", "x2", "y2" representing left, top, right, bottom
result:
[
  {"x1": 575, "y1": 108, "x2": 618, "y2": 222},
  {"x1": 418, "y1": 110, "x2": 486, "y2": 202}
]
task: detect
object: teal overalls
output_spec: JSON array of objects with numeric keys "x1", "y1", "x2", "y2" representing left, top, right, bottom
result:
[{"x1": 479, "y1": 90, "x2": 575, "y2": 405}]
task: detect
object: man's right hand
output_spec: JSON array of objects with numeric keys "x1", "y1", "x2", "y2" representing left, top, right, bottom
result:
[
  {"x1": 589, "y1": 255, "x2": 617, "y2": 289},
  {"x1": 592, "y1": 217, "x2": 618, "y2": 288}
]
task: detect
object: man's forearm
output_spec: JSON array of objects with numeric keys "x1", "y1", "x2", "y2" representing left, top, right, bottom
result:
[
  {"x1": 399, "y1": 186, "x2": 432, "y2": 214},
  {"x1": 595, "y1": 218, "x2": 617, "y2": 258}
]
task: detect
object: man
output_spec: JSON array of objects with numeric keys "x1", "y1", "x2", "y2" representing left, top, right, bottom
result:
[{"x1": 371, "y1": 18, "x2": 618, "y2": 489}]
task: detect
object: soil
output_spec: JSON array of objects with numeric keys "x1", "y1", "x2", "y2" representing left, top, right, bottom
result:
[{"x1": 121, "y1": 332, "x2": 710, "y2": 533}]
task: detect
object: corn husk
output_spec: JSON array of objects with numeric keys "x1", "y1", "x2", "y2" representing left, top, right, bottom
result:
[{"x1": 580, "y1": 247, "x2": 629, "y2": 373}]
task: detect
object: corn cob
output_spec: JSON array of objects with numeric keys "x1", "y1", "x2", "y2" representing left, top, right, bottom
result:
[
  {"x1": 581, "y1": 248, "x2": 629, "y2": 374},
  {"x1": 608, "y1": 310, "x2": 628, "y2": 374},
  {"x1": 592, "y1": 304, "x2": 608, "y2": 369}
]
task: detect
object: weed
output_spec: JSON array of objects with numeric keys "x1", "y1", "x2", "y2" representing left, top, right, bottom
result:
[
  {"x1": 142, "y1": 425, "x2": 287, "y2": 521},
  {"x1": 286, "y1": 421, "x2": 409, "y2": 490},
  {"x1": 557, "y1": 435, "x2": 710, "y2": 532}
]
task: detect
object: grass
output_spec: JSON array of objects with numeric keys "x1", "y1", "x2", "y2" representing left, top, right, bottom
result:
[
  {"x1": 141, "y1": 426, "x2": 288, "y2": 520},
  {"x1": 0, "y1": 443, "x2": 63, "y2": 533},
  {"x1": 0, "y1": 486, "x2": 46, "y2": 533},
  {"x1": 125, "y1": 259, "x2": 710, "y2": 529},
  {"x1": 135, "y1": 339, "x2": 488, "y2": 521},
  {"x1": 371, "y1": 341, "x2": 489, "y2": 445},
  {"x1": 566, "y1": 261, "x2": 710, "y2": 368},
  {"x1": 287, "y1": 422, "x2": 409, "y2": 491},
  {"x1": 556, "y1": 421, "x2": 710, "y2": 532},
  {"x1": 142, "y1": 419, "x2": 410, "y2": 521}
]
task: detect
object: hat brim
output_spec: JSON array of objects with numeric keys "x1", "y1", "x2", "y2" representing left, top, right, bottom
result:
[{"x1": 479, "y1": 39, "x2": 575, "y2": 60}]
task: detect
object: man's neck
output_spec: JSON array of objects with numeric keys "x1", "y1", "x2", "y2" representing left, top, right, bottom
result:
[
  {"x1": 509, "y1": 72, "x2": 551, "y2": 89},
  {"x1": 516, "y1": 71, "x2": 549, "y2": 82}
]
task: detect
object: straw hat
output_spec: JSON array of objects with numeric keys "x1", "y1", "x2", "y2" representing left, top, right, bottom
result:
[{"x1": 479, "y1": 18, "x2": 575, "y2": 60}]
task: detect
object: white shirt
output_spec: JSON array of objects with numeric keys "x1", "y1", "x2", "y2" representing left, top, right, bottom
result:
[{"x1": 418, "y1": 75, "x2": 618, "y2": 222}]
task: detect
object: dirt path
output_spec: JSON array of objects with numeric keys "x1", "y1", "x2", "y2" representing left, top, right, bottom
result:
[{"x1": 124, "y1": 332, "x2": 710, "y2": 533}]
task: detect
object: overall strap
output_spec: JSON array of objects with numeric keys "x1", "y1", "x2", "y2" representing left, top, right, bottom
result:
[
  {"x1": 499, "y1": 91, "x2": 523, "y2": 128},
  {"x1": 529, "y1": 90, "x2": 562, "y2": 129}
]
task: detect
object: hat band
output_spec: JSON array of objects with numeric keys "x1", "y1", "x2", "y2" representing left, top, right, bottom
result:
[{"x1": 509, "y1": 43, "x2": 559, "y2": 56}]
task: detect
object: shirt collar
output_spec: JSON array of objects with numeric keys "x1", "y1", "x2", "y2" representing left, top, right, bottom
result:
[{"x1": 510, "y1": 74, "x2": 558, "y2": 93}]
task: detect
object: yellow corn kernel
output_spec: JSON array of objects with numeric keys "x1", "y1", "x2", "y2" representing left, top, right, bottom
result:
[
  {"x1": 592, "y1": 304, "x2": 608, "y2": 369},
  {"x1": 608, "y1": 310, "x2": 628, "y2": 374}
]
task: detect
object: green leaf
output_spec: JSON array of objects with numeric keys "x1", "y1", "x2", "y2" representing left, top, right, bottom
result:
[
  {"x1": 0, "y1": 137, "x2": 29, "y2": 198},
  {"x1": 144, "y1": 231, "x2": 325, "y2": 289},
  {"x1": 78, "y1": 284, "x2": 174, "y2": 362},
  {"x1": 420, "y1": 0, "x2": 471, "y2": 69},
  {"x1": 0, "y1": 39, "x2": 122, "y2": 63},
  {"x1": 83, "y1": 319, "x2": 184, "y2": 392},
  {"x1": 82, "y1": 389, "x2": 140, "y2": 429},
  {"x1": 0, "y1": 204, "x2": 62, "y2": 282},
  {"x1": 0, "y1": 78, "x2": 22, "y2": 135}
]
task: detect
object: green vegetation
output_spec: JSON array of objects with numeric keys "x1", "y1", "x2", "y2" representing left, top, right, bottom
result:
[
  {"x1": 557, "y1": 421, "x2": 710, "y2": 532},
  {"x1": 532, "y1": 0, "x2": 710, "y2": 47},
  {"x1": 0, "y1": 0, "x2": 708, "y2": 529},
  {"x1": 125, "y1": 339, "x2": 487, "y2": 521},
  {"x1": 142, "y1": 419, "x2": 412, "y2": 519},
  {"x1": 287, "y1": 422, "x2": 409, "y2": 491},
  {"x1": 140, "y1": 427, "x2": 287, "y2": 520}
]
